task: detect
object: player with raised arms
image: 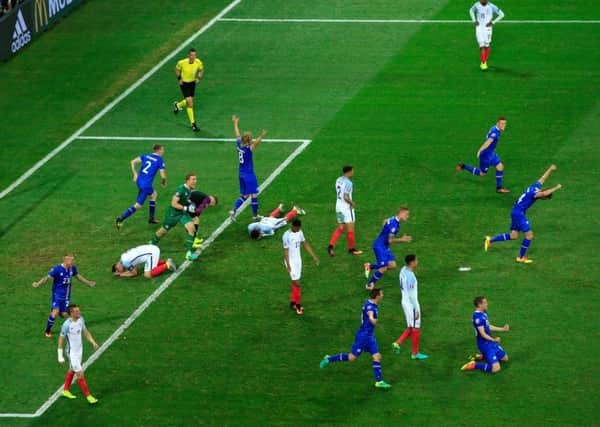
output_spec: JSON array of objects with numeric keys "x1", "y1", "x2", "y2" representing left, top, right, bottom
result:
[
  {"x1": 319, "y1": 287, "x2": 392, "y2": 389},
  {"x1": 328, "y1": 165, "x2": 362, "y2": 257},
  {"x1": 248, "y1": 203, "x2": 305, "y2": 240},
  {"x1": 112, "y1": 244, "x2": 176, "y2": 278},
  {"x1": 116, "y1": 144, "x2": 167, "y2": 230},
  {"x1": 469, "y1": 0, "x2": 505, "y2": 71},
  {"x1": 32, "y1": 254, "x2": 96, "y2": 337},
  {"x1": 229, "y1": 115, "x2": 266, "y2": 221},
  {"x1": 485, "y1": 164, "x2": 562, "y2": 263},
  {"x1": 457, "y1": 117, "x2": 510, "y2": 193},
  {"x1": 461, "y1": 296, "x2": 509, "y2": 374},
  {"x1": 364, "y1": 207, "x2": 412, "y2": 290}
]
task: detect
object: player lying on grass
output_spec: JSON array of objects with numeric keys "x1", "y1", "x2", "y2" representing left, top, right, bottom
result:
[
  {"x1": 457, "y1": 117, "x2": 510, "y2": 193},
  {"x1": 364, "y1": 207, "x2": 412, "y2": 290},
  {"x1": 320, "y1": 287, "x2": 392, "y2": 389},
  {"x1": 150, "y1": 173, "x2": 218, "y2": 261},
  {"x1": 229, "y1": 115, "x2": 266, "y2": 221},
  {"x1": 58, "y1": 304, "x2": 99, "y2": 404},
  {"x1": 485, "y1": 164, "x2": 561, "y2": 263},
  {"x1": 328, "y1": 165, "x2": 362, "y2": 256},
  {"x1": 32, "y1": 254, "x2": 96, "y2": 338},
  {"x1": 248, "y1": 203, "x2": 305, "y2": 240},
  {"x1": 112, "y1": 244, "x2": 176, "y2": 278},
  {"x1": 469, "y1": 0, "x2": 504, "y2": 71},
  {"x1": 461, "y1": 296, "x2": 509, "y2": 374}
]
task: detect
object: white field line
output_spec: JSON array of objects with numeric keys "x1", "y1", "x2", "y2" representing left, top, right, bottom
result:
[
  {"x1": 76, "y1": 136, "x2": 309, "y2": 143},
  {"x1": 0, "y1": 0, "x2": 242, "y2": 201},
  {"x1": 0, "y1": 139, "x2": 311, "y2": 418},
  {"x1": 219, "y1": 17, "x2": 600, "y2": 24}
]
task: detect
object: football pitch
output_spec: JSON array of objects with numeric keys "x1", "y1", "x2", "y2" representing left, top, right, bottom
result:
[{"x1": 1, "y1": 0, "x2": 599, "y2": 425}]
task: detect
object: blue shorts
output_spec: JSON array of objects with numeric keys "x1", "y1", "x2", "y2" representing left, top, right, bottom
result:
[
  {"x1": 51, "y1": 297, "x2": 69, "y2": 313},
  {"x1": 136, "y1": 184, "x2": 154, "y2": 205},
  {"x1": 510, "y1": 210, "x2": 531, "y2": 233},
  {"x1": 373, "y1": 245, "x2": 395, "y2": 268},
  {"x1": 239, "y1": 174, "x2": 259, "y2": 195},
  {"x1": 479, "y1": 343, "x2": 506, "y2": 364},
  {"x1": 351, "y1": 334, "x2": 379, "y2": 357},
  {"x1": 479, "y1": 152, "x2": 501, "y2": 173}
]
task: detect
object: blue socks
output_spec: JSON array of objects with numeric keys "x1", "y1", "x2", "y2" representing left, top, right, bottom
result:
[
  {"x1": 232, "y1": 196, "x2": 248, "y2": 212},
  {"x1": 519, "y1": 238, "x2": 531, "y2": 258},
  {"x1": 369, "y1": 263, "x2": 379, "y2": 270},
  {"x1": 369, "y1": 270, "x2": 383, "y2": 285},
  {"x1": 251, "y1": 197, "x2": 259, "y2": 216},
  {"x1": 463, "y1": 164, "x2": 481, "y2": 176},
  {"x1": 119, "y1": 206, "x2": 136, "y2": 222},
  {"x1": 328, "y1": 353, "x2": 349, "y2": 363},
  {"x1": 373, "y1": 361, "x2": 382, "y2": 381},
  {"x1": 496, "y1": 171, "x2": 504, "y2": 188},
  {"x1": 45, "y1": 315, "x2": 55, "y2": 333},
  {"x1": 149, "y1": 200, "x2": 156, "y2": 220},
  {"x1": 476, "y1": 362, "x2": 493, "y2": 372},
  {"x1": 491, "y1": 233, "x2": 511, "y2": 243}
]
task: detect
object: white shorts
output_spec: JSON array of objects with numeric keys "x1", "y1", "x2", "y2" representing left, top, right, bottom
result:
[
  {"x1": 476, "y1": 26, "x2": 493, "y2": 47},
  {"x1": 336, "y1": 206, "x2": 355, "y2": 224},
  {"x1": 285, "y1": 258, "x2": 302, "y2": 281},
  {"x1": 68, "y1": 348, "x2": 83, "y2": 372},
  {"x1": 402, "y1": 300, "x2": 421, "y2": 329}
]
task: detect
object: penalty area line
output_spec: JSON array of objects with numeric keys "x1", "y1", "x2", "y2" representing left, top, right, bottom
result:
[
  {"x1": 218, "y1": 17, "x2": 600, "y2": 24},
  {"x1": 76, "y1": 135, "x2": 310, "y2": 143}
]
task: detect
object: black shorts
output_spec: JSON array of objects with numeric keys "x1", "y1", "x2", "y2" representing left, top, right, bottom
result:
[{"x1": 180, "y1": 81, "x2": 196, "y2": 98}]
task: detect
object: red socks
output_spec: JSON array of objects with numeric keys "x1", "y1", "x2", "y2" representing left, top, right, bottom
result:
[
  {"x1": 481, "y1": 47, "x2": 491, "y2": 62},
  {"x1": 347, "y1": 230, "x2": 356, "y2": 250},
  {"x1": 329, "y1": 226, "x2": 344, "y2": 246},
  {"x1": 396, "y1": 327, "x2": 412, "y2": 345},
  {"x1": 63, "y1": 371, "x2": 74, "y2": 391},
  {"x1": 150, "y1": 263, "x2": 169, "y2": 277},
  {"x1": 284, "y1": 209, "x2": 297, "y2": 222},
  {"x1": 158, "y1": 259, "x2": 166, "y2": 266},
  {"x1": 270, "y1": 206, "x2": 282, "y2": 218},
  {"x1": 77, "y1": 377, "x2": 90, "y2": 397},
  {"x1": 411, "y1": 329, "x2": 421, "y2": 355},
  {"x1": 290, "y1": 283, "x2": 301, "y2": 305}
]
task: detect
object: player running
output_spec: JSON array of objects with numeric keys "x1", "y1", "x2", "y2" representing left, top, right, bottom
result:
[
  {"x1": 461, "y1": 296, "x2": 509, "y2": 374},
  {"x1": 469, "y1": 0, "x2": 505, "y2": 71},
  {"x1": 116, "y1": 144, "x2": 167, "y2": 229},
  {"x1": 457, "y1": 117, "x2": 509, "y2": 193},
  {"x1": 150, "y1": 174, "x2": 218, "y2": 261},
  {"x1": 484, "y1": 164, "x2": 561, "y2": 263},
  {"x1": 328, "y1": 165, "x2": 362, "y2": 256},
  {"x1": 392, "y1": 254, "x2": 428, "y2": 360},
  {"x1": 112, "y1": 244, "x2": 176, "y2": 278},
  {"x1": 58, "y1": 304, "x2": 100, "y2": 404},
  {"x1": 32, "y1": 254, "x2": 96, "y2": 338},
  {"x1": 229, "y1": 115, "x2": 266, "y2": 221},
  {"x1": 173, "y1": 48, "x2": 204, "y2": 131},
  {"x1": 364, "y1": 207, "x2": 412, "y2": 290},
  {"x1": 283, "y1": 218, "x2": 320, "y2": 315},
  {"x1": 248, "y1": 203, "x2": 305, "y2": 240},
  {"x1": 320, "y1": 288, "x2": 392, "y2": 389}
]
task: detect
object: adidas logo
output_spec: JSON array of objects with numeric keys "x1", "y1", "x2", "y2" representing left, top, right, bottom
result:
[{"x1": 11, "y1": 10, "x2": 32, "y2": 53}]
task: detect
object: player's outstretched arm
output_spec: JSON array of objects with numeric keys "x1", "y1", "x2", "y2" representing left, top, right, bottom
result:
[
  {"x1": 232, "y1": 115, "x2": 241, "y2": 138},
  {"x1": 130, "y1": 157, "x2": 141, "y2": 182},
  {"x1": 538, "y1": 164, "x2": 557, "y2": 184},
  {"x1": 490, "y1": 323, "x2": 510, "y2": 332},
  {"x1": 251, "y1": 129, "x2": 267, "y2": 151},
  {"x1": 75, "y1": 274, "x2": 96, "y2": 287},
  {"x1": 57, "y1": 336, "x2": 65, "y2": 364},
  {"x1": 303, "y1": 241, "x2": 320, "y2": 266},
  {"x1": 477, "y1": 138, "x2": 493, "y2": 158},
  {"x1": 390, "y1": 234, "x2": 412, "y2": 244},
  {"x1": 536, "y1": 184, "x2": 562, "y2": 199},
  {"x1": 83, "y1": 328, "x2": 99, "y2": 350},
  {"x1": 477, "y1": 325, "x2": 501, "y2": 342},
  {"x1": 32, "y1": 275, "x2": 50, "y2": 288}
]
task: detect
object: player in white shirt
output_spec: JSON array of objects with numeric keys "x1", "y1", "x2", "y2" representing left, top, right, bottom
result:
[
  {"x1": 328, "y1": 166, "x2": 363, "y2": 257},
  {"x1": 248, "y1": 203, "x2": 305, "y2": 239},
  {"x1": 469, "y1": 0, "x2": 504, "y2": 70},
  {"x1": 283, "y1": 218, "x2": 320, "y2": 315},
  {"x1": 112, "y1": 244, "x2": 176, "y2": 279},
  {"x1": 57, "y1": 304, "x2": 100, "y2": 404},
  {"x1": 392, "y1": 255, "x2": 428, "y2": 360}
]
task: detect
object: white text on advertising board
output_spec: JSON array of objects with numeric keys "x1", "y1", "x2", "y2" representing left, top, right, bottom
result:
[{"x1": 49, "y1": 0, "x2": 73, "y2": 18}]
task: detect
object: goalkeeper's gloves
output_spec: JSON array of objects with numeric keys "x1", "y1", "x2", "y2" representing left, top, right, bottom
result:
[
  {"x1": 183, "y1": 203, "x2": 196, "y2": 214},
  {"x1": 58, "y1": 348, "x2": 65, "y2": 364}
]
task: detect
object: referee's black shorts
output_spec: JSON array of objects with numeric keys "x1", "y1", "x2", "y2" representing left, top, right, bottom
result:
[{"x1": 180, "y1": 81, "x2": 196, "y2": 98}]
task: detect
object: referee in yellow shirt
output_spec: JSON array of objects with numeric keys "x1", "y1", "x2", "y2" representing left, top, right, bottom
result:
[{"x1": 173, "y1": 48, "x2": 204, "y2": 132}]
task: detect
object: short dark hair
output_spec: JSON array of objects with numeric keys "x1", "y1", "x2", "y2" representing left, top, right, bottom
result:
[
  {"x1": 497, "y1": 116, "x2": 507, "y2": 122},
  {"x1": 473, "y1": 296, "x2": 486, "y2": 307},
  {"x1": 405, "y1": 254, "x2": 416, "y2": 265},
  {"x1": 369, "y1": 287, "x2": 382, "y2": 299},
  {"x1": 185, "y1": 172, "x2": 196, "y2": 181},
  {"x1": 153, "y1": 144, "x2": 163, "y2": 152},
  {"x1": 111, "y1": 263, "x2": 117, "y2": 273},
  {"x1": 292, "y1": 218, "x2": 302, "y2": 227},
  {"x1": 211, "y1": 195, "x2": 218, "y2": 205},
  {"x1": 342, "y1": 165, "x2": 353, "y2": 174},
  {"x1": 189, "y1": 48, "x2": 196, "y2": 53},
  {"x1": 67, "y1": 304, "x2": 79, "y2": 314},
  {"x1": 250, "y1": 229, "x2": 261, "y2": 240}
]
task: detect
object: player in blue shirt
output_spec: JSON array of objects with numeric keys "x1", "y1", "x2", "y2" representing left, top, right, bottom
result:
[
  {"x1": 457, "y1": 117, "x2": 510, "y2": 193},
  {"x1": 461, "y1": 296, "x2": 509, "y2": 373},
  {"x1": 116, "y1": 144, "x2": 167, "y2": 229},
  {"x1": 32, "y1": 254, "x2": 96, "y2": 337},
  {"x1": 485, "y1": 164, "x2": 562, "y2": 263},
  {"x1": 229, "y1": 115, "x2": 266, "y2": 221},
  {"x1": 364, "y1": 207, "x2": 412, "y2": 290},
  {"x1": 320, "y1": 288, "x2": 392, "y2": 388}
]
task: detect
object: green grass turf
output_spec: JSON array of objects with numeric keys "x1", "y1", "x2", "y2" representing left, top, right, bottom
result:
[{"x1": 1, "y1": 0, "x2": 599, "y2": 425}]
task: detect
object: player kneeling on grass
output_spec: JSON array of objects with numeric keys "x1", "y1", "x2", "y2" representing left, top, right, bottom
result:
[
  {"x1": 461, "y1": 296, "x2": 509, "y2": 374},
  {"x1": 58, "y1": 304, "x2": 100, "y2": 404},
  {"x1": 320, "y1": 287, "x2": 392, "y2": 389},
  {"x1": 283, "y1": 218, "x2": 319, "y2": 315},
  {"x1": 249, "y1": 203, "x2": 305, "y2": 240},
  {"x1": 112, "y1": 244, "x2": 176, "y2": 279}
]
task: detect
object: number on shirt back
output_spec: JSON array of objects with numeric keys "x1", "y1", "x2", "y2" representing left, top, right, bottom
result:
[
  {"x1": 141, "y1": 161, "x2": 152, "y2": 174},
  {"x1": 336, "y1": 184, "x2": 342, "y2": 200},
  {"x1": 238, "y1": 151, "x2": 244, "y2": 165},
  {"x1": 516, "y1": 193, "x2": 526, "y2": 205}
]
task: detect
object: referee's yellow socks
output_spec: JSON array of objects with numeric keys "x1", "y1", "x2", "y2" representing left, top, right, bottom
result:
[
  {"x1": 176, "y1": 100, "x2": 187, "y2": 109},
  {"x1": 186, "y1": 108, "x2": 195, "y2": 124}
]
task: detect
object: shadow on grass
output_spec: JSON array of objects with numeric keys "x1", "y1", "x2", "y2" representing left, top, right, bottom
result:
[{"x1": 490, "y1": 66, "x2": 535, "y2": 79}]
